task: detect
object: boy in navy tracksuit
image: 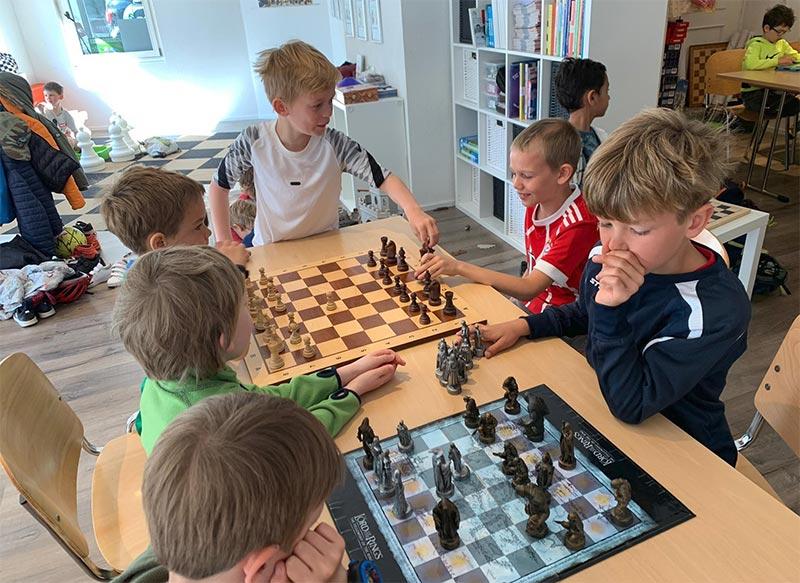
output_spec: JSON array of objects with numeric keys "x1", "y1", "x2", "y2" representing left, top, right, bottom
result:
[{"x1": 474, "y1": 108, "x2": 749, "y2": 466}]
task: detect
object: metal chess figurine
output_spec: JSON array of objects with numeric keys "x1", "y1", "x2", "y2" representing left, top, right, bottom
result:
[
  {"x1": 476, "y1": 412, "x2": 498, "y2": 444},
  {"x1": 371, "y1": 438, "x2": 384, "y2": 477},
  {"x1": 517, "y1": 483, "x2": 551, "y2": 538},
  {"x1": 396, "y1": 420, "x2": 414, "y2": 454},
  {"x1": 449, "y1": 443, "x2": 469, "y2": 480},
  {"x1": 378, "y1": 451, "x2": 395, "y2": 498},
  {"x1": 445, "y1": 350, "x2": 463, "y2": 395},
  {"x1": 557, "y1": 512, "x2": 586, "y2": 550},
  {"x1": 523, "y1": 394, "x2": 549, "y2": 442},
  {"x1": 493, "y1": 442, "x2": 519, "y2": 475},
  {"x1": 458, "y1": 340, "x2": 473, "y2": 370},
  {"x1": 433, "y1": 497, "x2": 461, "y2": 551},
  {"x1": 535, "y1": 452, "x2": 555, "y2": 489},
  {"x1": 435, "y1": 339, "x2": 448, "y2": 379},
  {"x1": 463, "y1": 396, "x2": 480, "y2": 429},
  {"x1": 610, "y1": 478, "x2": 634, "y2": 526},
  {"x1": 503, "y1": 376, "x2": 521, "y2": 415},
  {"x1": 512, "y1": 457, "x2": 531, "y2": 487},
  {"x1": 433, "y1": 450, "x2": 454, "y2": 498},
  {"x1": 357, "y1": 418, "x2": 376, "y2": 470},
  {"x1": 472, "y1": 325, "x2": 485, "y2": 358},
  {"x1": 393, "y1": 469, "x2": 411, "y2": 519},
  {"x1": 559, "y1": 421, "x2": 576, "y2": 470}
]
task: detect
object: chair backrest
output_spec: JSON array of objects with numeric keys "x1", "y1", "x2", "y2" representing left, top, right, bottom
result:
[
  {"x1": 0, "y1": 353, "x2": 89, "y2": 559},
  {"x1": 705, "y1": 48, "x2": 747, "y2": 98},
  {"x1": 755, "y1": 315, "x2": 800, "y2": 458}
]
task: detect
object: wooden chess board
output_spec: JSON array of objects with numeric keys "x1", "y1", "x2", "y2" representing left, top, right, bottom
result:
[
  {"x1": 328, "y1": 385, "x2": 693, "y2": 582},
  {"x1": 244, "y1": 249, "x2": 484, "y2": 385},
  {"x1": 687, "y1": 42, "x2": 728, "y2": 107},
  {"x1": 708, "y1": 199, "x2": 750, "y2": 230}
]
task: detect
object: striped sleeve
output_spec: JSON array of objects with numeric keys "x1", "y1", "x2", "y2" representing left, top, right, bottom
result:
[
  {"x1": 324, "y1": 127, "x2": 391, "y2": 188},
  {"x1": 214, "y1": 125, "x2": 260, "y2": 189}
]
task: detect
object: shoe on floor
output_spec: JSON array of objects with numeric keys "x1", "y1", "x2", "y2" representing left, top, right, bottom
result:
[
  {"x1": 13, "y1": 300, "x2": 38, "y2": 328},
  {"x1": 34, "y1": 298, "x2": 56, "y2": 319},
  {"x1": 107, "y1": 258, "x2": 130, "y2": 288}
]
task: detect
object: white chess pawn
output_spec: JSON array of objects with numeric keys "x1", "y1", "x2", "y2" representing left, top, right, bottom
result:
[
  {"x1": 117, "y1": 116, "x2": 140, "y2": 153},
  {"x1": 109, "y1": 120, "x2": 135, "y2": 162},
  {"x1": 76, "y1": 127, "x2": 105, "y2": 171}
]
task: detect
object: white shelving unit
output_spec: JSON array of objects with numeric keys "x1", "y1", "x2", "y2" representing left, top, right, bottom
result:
[
  {"x1": 332, "y1": 97, "x2": 410, "y2": 212},
  {"x1": 449, "y1": 0, "x2": 668, "y2": 252}
]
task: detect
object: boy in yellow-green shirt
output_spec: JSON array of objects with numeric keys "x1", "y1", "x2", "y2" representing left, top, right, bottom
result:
[{"x1": 742, "y1": 4, "x2": 800, "y2": 118}]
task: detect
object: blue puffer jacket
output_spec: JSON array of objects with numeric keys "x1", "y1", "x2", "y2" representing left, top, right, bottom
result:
[{"x1": 1, "y1": 148, "x2": 63, "y2": 257}]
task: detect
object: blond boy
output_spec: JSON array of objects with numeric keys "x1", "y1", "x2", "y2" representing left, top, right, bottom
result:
[
  {"x1": 229, "y1": 198, "x2": 256, "y2": 247},
  {"x1": 113, "y1": 392, "x2": 348, "y2": 582},
  {"x1": 209, "y1": 40, "x2": 438, "y2": 247},
  {"x1": 112, "y1": 245, "x2": 404, "y2": 454},
  {"x1": 101, "y1": 165, "x2": 248, "y2": 266},
  {"x1": 471, "y1": 108, "x2": 748, "y2": 466},
  {"x1": 419, "y1": 119, "x2": 598, "y2": 314}
]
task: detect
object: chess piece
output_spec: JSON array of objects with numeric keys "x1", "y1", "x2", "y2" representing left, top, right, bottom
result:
[
  {"x1": 535, "y1": 452, "x2": 554, "y2": 489},
  {"x1": 367, "y1": 250, "x2": 377, "y2": 267},
  {"x1": 503, "y1": 376, "x2": 521, "y2": 415},
  {"x1": 557, "y1": 512, "x2": 586, "y2": 551},
  {"x1": 408, "y1": 292, "x2": 420, "y2": 314},
  {"x1": 427, "y1": 280, "x2": 442, "y2": 306},
  {"x1": 432, "y1": 497, "x2": 461, "y2": 551},
  {"x1": 357, "y1": 418, "x2": 376, "y2": 470},
  {"x1": 325, "y1": 292, "x2": 337, "y2": 311},
  {"x1": 380, "y1": 236, "x2": 388, "y2": 257},
  {"x1": 444, "y1": 350, "x2": 462, "y2": 395},
  {"x1": 399, "y1": 283, "x2": 410, "y2": 303},
  {"x1": 76, "y1": 127, "x2": 106, "y2": 171},
  {"x1": 419, "y1": 305, "x2": 431, "y2": 325},
  {"x1": 385, "y1": 240, "x2": 397, "y2": 266},
  {"x1": 419, "y1": 243, "x2": 434, "y2": 258},
  {"x1": 455, "y1": 348, "x2": 468, "y2": 384},
  {"x1": 287, "y1": 312, "x2": 297, "y2": 328},
  {"x1": 302, "y1": 336, "x2": 316, "y2": 359},
  {"x1": 267, "y1": 339, "x2": 284, "y2": 371},
  {"x1": 463, "y1": 396, "x2": 480, "y2": 429},
  {"x1": 393, "y1": 276, "x2": 403, "y2": 295},
  {"x1": 433, "y1": 451, "x2": 454, "y2": 498},
  {"x1": 459, "y1": 321, "x2": 470, "y2": 348},
  {"x1": 493, "y1": 442, "x2": 519, "y2": 475},
  {"x1": 381, "y1": 268, "x2": 393, "y2": 286},
  {"x1": 267, "y1": 282, "x2": 278, "y2": 302},
  {"x1": 435, "y1": 339, "x2": 448, "y2": 379},
  {"x1": 266, "y1": 276, "x2": 274, "y2": 288},
  {"x1": 274, "y1": 294, "x2": 287, "y2": 313},
  {"x1": 559, "y1": 421, "x2": 577, "y2": 470},
  {"x1": 609, "y1": 478, "x2": 634, "y2": 526},
  {"x1": 517, "y1": 484, "x2": 551, "y2": 538},
  {"x1": 392, "y1": 469, "x2": 411, "y2": 519},
  {"x1": 524, "y1": 395, "x2": 549, "y2": 442},
  {"x1": 512, "y1": 457, "x2": 530, "y2": 487},
  {"x1": 371, "y1": 438, "x2": 384, "y2": 477},
  {"x1": 449, "y1": 443, "x2": 469, "y2": 480},
  {"x1": 472, "y1": 326, "x2": 485, "y2": 358},
  {"x1": 378, "y1": 258, "x2": 387, "y2": 277},
  {"x1": 476, "y1": 412, "x2": 498, "y2": 444},
  {"x1": 458, "y1": 340, "x2": 473, "y2": 370},
  {"x1": 397, "y1": 247, "x2": 408, "y2": 272},
  {"x1": 397, "y1": 420, "x2": 414, "y2": 454},
  {"x1": 442, "y1": 291, "x2": 457, "y2": 316},
  {"x1": 269, "y1": 324, "x2": 286, "y2": 353},
  {"x1": 254, "y1": 310, "x2": 267, "y2": 333},
  {"x1": 248, "y1": 297, "x2": 258, "y2": 319},
  {"x1": 378, "y1": 451, "x2": 395, "y2": 497},
  {"x1": 109, "y1": 120, "x2": 135, "y2": 162},
  {"x1": 289, "y1": 326, "x2": 302, "y2": 345},
  {"x1": 116, "y1": 116, "x2": 140, "y2": 153}
]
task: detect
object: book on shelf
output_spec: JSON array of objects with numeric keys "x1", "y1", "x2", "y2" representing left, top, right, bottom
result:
[
  {"x1": 468, "y1": 7, "x2": 486, "y2": 47},
  {"x1": 541, "y1": 0, "x2": 587, "y2": 57},
  {"x1": 511, "y1": 0, "x2": 541, "y2": 53},
  {"x1": 509, "y1": 60, "x2": 538, "y2": 121},
  {"x1": 485, "y1": 3, "x2": 495, "y2": 47}
]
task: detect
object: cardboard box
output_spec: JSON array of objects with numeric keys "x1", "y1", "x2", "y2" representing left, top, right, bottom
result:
[{"x1": 335, "y1": 84, "x2": 379, "y2": 105}]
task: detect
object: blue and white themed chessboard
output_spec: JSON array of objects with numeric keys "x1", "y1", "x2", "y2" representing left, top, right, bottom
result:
[{"x1": 328, "y1": 385, "x2": 693, "y2": 582}]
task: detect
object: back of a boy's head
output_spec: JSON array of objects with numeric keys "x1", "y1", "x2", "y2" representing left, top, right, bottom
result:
[
  {"x1": 143, "y1": 391, "x2": 344, "y2": 579},
  {"x1": 111, "y1": 246, "x2": 243, "y2": 381},
  {"x1": 554, "y1": 58, "x2": 607, "y2": 113},
  {"x1": 763, "y1": 4, "x2": 794, "y2": 29},
  {"x1": 583, "y1": 108, "x2": 730, "y2": 223},
  {"x1": 253, "y1": 40, "x2": 340, "y2": 104},
  {"x1": 43, "y1": 81, "x2": 64, "y2": 95},
  {"x1": 101, "y1": 165, "x2": 204, "y2": 255},
  {"x1": 230, "y1": 198, "x2": 256, "y2": 228},
  {"x1": 512, "y1": 118, "x2": 581, "y2": 172}
]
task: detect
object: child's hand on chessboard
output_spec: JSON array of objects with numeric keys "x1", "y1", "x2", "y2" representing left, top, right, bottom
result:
[
  {"x1": 270, "y1": 523, "x2": 347, "y2": 583},
  {"x1": 216, "y1": 239, "x2": 250, "y2": 267},
  {"x1": 338, "y1": 349, "x2": 405, "y2": 396},
  {"x1": 406, "y1": 207, "x2": 440, "y2": 248},
  {"x1": 458, "y1": 320, "x2": 529, "y2": 359},
  {"x1": 591, "y1": 249, "x2": 646, "y2": 308},
  {"x1": 417, "y1": 252, "x2": 459, "y2": 280}
]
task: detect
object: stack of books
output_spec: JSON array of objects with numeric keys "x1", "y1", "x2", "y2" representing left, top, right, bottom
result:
[
  {"x1": 511, "y1": 0, "x2": 541, "y2": 53},
  {"x1": 459, "y1": 135, "x2": 479, "y2": 163}
]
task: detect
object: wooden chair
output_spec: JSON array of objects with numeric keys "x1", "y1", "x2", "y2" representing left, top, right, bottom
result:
[
  {"x1": 0, "y1": 353, "x2": 148, "y2": 580},
  {"x1": 734, "y1": 316, "x2": 800, "y2": 499}
]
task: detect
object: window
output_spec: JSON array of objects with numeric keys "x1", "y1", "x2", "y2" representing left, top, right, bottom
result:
[{"x1": 62, "y1": 0, "x2": 162, "y2": 57}]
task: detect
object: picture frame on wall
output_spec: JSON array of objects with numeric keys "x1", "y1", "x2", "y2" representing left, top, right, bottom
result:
[
  {"x1": 355, "y1": 0, "x2": 368, "y2": 40},
  {"x1": 367, "y1": 0, "x2": 382, "y2": 43},
  {"x1": 343, "y1": 0, "x2": 354, "y2": 36}
]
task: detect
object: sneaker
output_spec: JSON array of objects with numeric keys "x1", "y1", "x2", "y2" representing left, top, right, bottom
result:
[
  {"x1": 34, "y1": 298, "x2": 56, "y2": 319},
  {"x1": 107, "y1": 258, "x2": 130, "y2": 288},
  {"x1": 13, "y1": 300, "x2": 37, "y2": 328}
]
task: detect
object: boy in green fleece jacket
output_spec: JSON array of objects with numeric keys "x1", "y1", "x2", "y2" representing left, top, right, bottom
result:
[
  {"x1": 741, "y1": 4, "x2": 800, "y2": 118},
  {"x1": 112, "y1": 245, "x2": 404, "y2": 455}
]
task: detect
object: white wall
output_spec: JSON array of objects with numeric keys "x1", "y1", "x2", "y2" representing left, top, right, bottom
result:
[
  {"x1": 741, "y1": 0, "x2": 800, "y2": 36},
  {"x1": 0, "y1": 0, "x2": 32, "y2": 76}
]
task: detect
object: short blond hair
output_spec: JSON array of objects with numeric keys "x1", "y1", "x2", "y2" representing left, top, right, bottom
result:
[
  {"x1": 229, "y1": 198, "x2": 256, "y2": 229},
  {"x1": 254, "y1": 40, "x2": 340, "y2": 104},
  {"x1": 583, "y1": 108, "x2": 730, "y2": 222},
  {"x1": 101, "y1": 166, "x2": 205, "y2": 255},
  {"x1": 511, "y1": 118, "x2": 581, "y2": 172},
  {"x1": 144, "y1": 392, "x2": 344, "y2": 579},
  {"x1": 111, "y1": 246, "x2": 244, "y2": 381}
]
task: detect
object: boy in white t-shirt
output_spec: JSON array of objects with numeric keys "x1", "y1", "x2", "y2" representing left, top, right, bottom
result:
[{"x1": 209, "y1": 40, "x2": 438, "y2": 248}]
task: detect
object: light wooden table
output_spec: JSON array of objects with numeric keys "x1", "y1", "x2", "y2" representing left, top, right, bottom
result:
[
  {"x1": 718, "y1": 69, "x2": 800, "y2": 201},
  {"x1": 250, "y1": 216, "x2": 799, "y2": 582}
]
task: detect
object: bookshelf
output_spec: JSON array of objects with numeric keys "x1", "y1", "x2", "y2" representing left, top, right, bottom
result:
[{"x1": 449, "y1": 0, "x2": 668, "y2": 252}]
